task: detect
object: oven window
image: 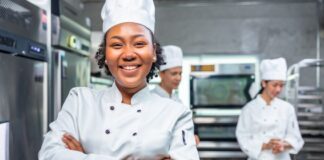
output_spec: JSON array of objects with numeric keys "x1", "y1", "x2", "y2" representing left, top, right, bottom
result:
[{"x1": 191, "y1": 75, "x2": 254, "y2": 107}]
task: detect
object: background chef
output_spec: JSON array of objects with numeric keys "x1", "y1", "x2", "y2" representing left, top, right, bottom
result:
[
  {"x1": 151, "y1": 45, "x2": 200, "y2": 145},
  {"x1": 236, "y1": 57, "x2": 304, "y2": 160}
]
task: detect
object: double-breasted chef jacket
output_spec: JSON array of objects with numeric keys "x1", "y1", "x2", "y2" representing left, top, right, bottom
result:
[
  {"x1": 236, "y1": 95, "x2": 304, "y2": 160},
  {"x1": 39, "y1": 83, "x2": 199, "y2": 160}
]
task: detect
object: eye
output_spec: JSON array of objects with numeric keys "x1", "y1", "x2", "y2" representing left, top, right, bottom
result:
[
  {"x1": 171, "y1": 72, "x2": 177, "y2": 76},
  {"x1": 134, "y1": 41, "x2": 146, "y2": 48},
  {"x1": 110, "y1": 43, "x2": 123, "y2": 49}
]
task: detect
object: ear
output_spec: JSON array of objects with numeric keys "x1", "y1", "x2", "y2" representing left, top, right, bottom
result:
[
  {"x1": 153, "y1": 43, "x2": 157, "y2": 61},
  {"x1": 159, "y1": 71, "x2": 164, "y2": 79},
  {"x1": 261, "y1": 80, "x2": 267, "y2": 88}
]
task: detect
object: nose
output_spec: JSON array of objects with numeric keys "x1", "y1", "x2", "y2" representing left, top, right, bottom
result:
[
  {"x1": 121, "y1": 46, "x2": 136, "y2": 62},
  {"x1": 276, "y1": 86, "x2": 283, "y2": 93},
  {"x1": 175, "y1": 74, "x2": 181, "y2": 81}
]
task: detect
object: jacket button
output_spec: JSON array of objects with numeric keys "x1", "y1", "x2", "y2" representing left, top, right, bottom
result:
[
  {"x1": 110, "y1": 106, "x2": 115, "y2": 110},
  {"x1": 137, "y1": 109, "x2": 141, "y2": 113},
  {"x1": 132, "y1": 132, "x2": 137, "y2": 136},
  {"x1": 105, "y1": 129, "x2": 110, "y2": 134}
]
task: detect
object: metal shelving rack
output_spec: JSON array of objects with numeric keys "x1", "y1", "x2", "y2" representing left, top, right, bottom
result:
[{"x1": 285, "y1": 59, "x2": 324, "y2": 160}]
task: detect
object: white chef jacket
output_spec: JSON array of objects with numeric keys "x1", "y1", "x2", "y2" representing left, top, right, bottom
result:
[
  {"x1": 39, "y1": 83, "x2": 199, "y2": 160},
  {"x1": 236, "y1": 95, "x2": 304, "y2": 160},
  {"x1": 151, "y1": 85, "x2": 182, "y2": 103}
]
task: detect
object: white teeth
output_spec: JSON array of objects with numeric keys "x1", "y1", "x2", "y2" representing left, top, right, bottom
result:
[{"x1": 123, "y1": 66, "x2": 137, "y2": 70}]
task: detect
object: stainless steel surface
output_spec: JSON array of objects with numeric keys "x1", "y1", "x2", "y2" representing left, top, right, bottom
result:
[
  {"x1": 0, "y1": 0, "x2": 47, "y2": 44},
  {"x1": 52, "y1": 15, "x2": 91, "y2": 56},
  {"x1": 0, "y1": 53, "x2": 45, "y2": 160},
  {"x1": 297, "y1": 95, "x2": 322, "y2": 100},
  {"x1": 198, "y1": 141, "x2": 241, "y2": 150},
  {"x1": 62, "y1": 51, "x2": 90, "y2": 103},
  {"x1": 199, "y1": 151, "x2": 246, "y2": 159},
  {"x1": 286, "y1": 59, "x2": 324, "y2": 159},
  {"x1": 52, "y1": 49, "x2": 90, "y2": 118},
  {"x1": 50, "y1": 0, "x2": 91, "y2": 122},
  {"x1": 191, "y1": 63, "x2": 256, "y2": 159},
  {"x1": 52, "y1": 49, "x2": 63, "y2": 120},
  {"x1": 194, "y1": 116, "x2": 238, "y2": 125}
]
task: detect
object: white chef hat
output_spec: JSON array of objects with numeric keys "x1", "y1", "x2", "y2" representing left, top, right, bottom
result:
[
  {"x1": 260, "y1": 57, "x2": 287, "y2": 81},
  {"x1": 101, "y1": 0, "x2": 155, "y2": 34},
  {"x1": 160, "y1": 45, "x2": 183, "y2": 71}
]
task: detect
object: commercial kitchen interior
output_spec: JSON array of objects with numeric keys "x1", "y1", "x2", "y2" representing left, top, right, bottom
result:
[{"x1": 1, "y1": 0, "x2": 324, "y2": 159}]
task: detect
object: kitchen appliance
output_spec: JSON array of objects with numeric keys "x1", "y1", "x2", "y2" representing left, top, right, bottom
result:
[
  {"x1": 0, "y1": 0, "x2": 48, "y2": 159},
  {"x1": 190, "y1": 63, "x2": 255, "y2": 159},
  {"x1": 51, "y1": 0, "x2": 91, "y2": 121},
  {"x1": 286, "y1": 59, "x2": 324, "y2": 160}
]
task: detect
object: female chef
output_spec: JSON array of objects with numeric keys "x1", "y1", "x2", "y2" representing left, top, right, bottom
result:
[
  {"x1": 236, "y1": 57, "x2": 304, "y2": 160},
  {"x1": 38, "y1": 0, "x2": 199, "y2": 159},
  {"x1": 151, "y1": 45, "x2": 200, "y2": 145}
]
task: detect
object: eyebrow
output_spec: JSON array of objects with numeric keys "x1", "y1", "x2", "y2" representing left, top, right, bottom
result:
[{"x1": 109, "y1": 34, "x2": 146, "y2": 40}]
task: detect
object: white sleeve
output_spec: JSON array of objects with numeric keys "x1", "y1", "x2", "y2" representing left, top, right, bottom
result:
[
  {"x1": 236, "y1": 107, "x2": 263, "y2": 159},
  {"x1": 38, "y1": 88, "x2": 118, "y2": 160},
  {"x1": 284, "y1": 107, "x2": 304, "y2": 154},
  {"x1": 169, "y1": 106, "x2": 199, "y2": 160}
]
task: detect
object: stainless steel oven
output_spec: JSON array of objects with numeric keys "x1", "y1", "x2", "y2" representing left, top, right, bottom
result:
[{"x1": 190, "y1": 63, "x2": 255, "y2": 159}]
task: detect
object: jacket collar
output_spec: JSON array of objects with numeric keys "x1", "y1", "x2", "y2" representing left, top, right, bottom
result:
[
  {"x1": 256, "y1": 94, "x2": 278, "y2": 107},
  {"x1": 105, "y1": 82, "x2": 151, "y2": 105}
]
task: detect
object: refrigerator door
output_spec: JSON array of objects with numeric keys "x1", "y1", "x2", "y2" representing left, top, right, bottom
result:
[
  {"x1": 52, "y1": 49, "x2": 90, "y2": 120},
  {"x1": 61, "y1": 52, "x2": 90, "y2": 102},
  {"x1": 0, "y1": 53, "x2": 46, "y2": 160}
]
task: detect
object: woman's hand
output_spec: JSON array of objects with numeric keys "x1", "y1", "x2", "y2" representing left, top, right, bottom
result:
[
  {"x1": 272, "y1": 139, "x2": 292, "y2": 154},
  {"x1": 271, "y1": 139, "x2": 284, "y2": 154},
  {"x1": 62, "y1": 133, "x2": 85, "y2": 153},
  {"x1": 194, "y1": 135, "x2": 200, "y2": 145},
  {"x1": 262, "y1": 142, "x2": 273, "y2": 150},
  {"x1": 268, "y1": 139, "x2": 292, "y2": 154}
]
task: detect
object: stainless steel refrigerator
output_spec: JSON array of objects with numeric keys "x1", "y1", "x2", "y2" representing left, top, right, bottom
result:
[
  {"x1": 51, "y1": 0, "x2": 91, "y2": 120},
  {"x1": 0, "y1": 0, "x2": 48, "y2": 159}
]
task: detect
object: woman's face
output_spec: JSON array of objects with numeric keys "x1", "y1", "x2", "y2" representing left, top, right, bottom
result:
[
  {"x1": 105, "y1": 22, "x2": 156, "y2": 90},
  {"x1": 160, "y1": 66, "x2": 182, "y2": 90},
  {"x1": 262, "y1": 80, "x2": 285, "y2": 99}
]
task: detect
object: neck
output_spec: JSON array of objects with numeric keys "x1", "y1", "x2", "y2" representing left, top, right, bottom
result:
[
  {"x1": 116, "y1": 82, "x2": 146, "y2": 105},
  {"x1": 261, "y1": 92, "x2": 273, "y2": 105},
  {"x1": 159, "y1": 83, "x2": 172, "y2": 96}
]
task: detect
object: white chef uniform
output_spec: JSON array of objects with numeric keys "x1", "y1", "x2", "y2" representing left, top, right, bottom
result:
[
  {"x1": 151, "y1": 45, "x2": 183, "y2": 103},
  {"x1": 236, "y1": 57, "x2": 304, "y2": 160},
  {"x1": 151, "y1": 85, "x2": 182, "y2": 103},
  {"x1": 39, "y1": 83, "x2": 199, "y2": 160},
  {"x1": 236, "y1": 95, "x2": 304, "y2": 160}
]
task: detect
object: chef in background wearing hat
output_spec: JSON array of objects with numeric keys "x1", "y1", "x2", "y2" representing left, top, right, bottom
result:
[
  {"x1": 151, "y1": 45, "x2": 183, "y2": 102},
  {"x1": 151, "y1": 45, "x2": 200, "y2": 145},
  {"x1": 38, "y1": 0, "x2": 199, "y2": 159},
  {"x1": 236, "y1": 58, "x2": 304, "y2": 160}
]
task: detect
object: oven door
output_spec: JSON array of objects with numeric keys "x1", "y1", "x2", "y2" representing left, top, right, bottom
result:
[{"x1": 190, "y1": 74, "x2": 254, "y2": 109}]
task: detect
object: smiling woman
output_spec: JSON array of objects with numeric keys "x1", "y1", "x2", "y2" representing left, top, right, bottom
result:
[
  {"x1": 97, "y1": 22, "x2": 164, "y2": 104},
  {"x1": 38, "y1": 0, "x2": 199, "y2": 159}
]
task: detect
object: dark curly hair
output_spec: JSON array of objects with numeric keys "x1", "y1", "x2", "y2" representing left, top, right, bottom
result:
[{"x1": 95, "y1": 30, "x2": 164, "y2": 82}]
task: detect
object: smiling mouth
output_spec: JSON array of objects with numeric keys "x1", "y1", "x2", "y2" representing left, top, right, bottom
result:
[{"x1": 119, "y1": 65, "x2": 141, "y2": 70}]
